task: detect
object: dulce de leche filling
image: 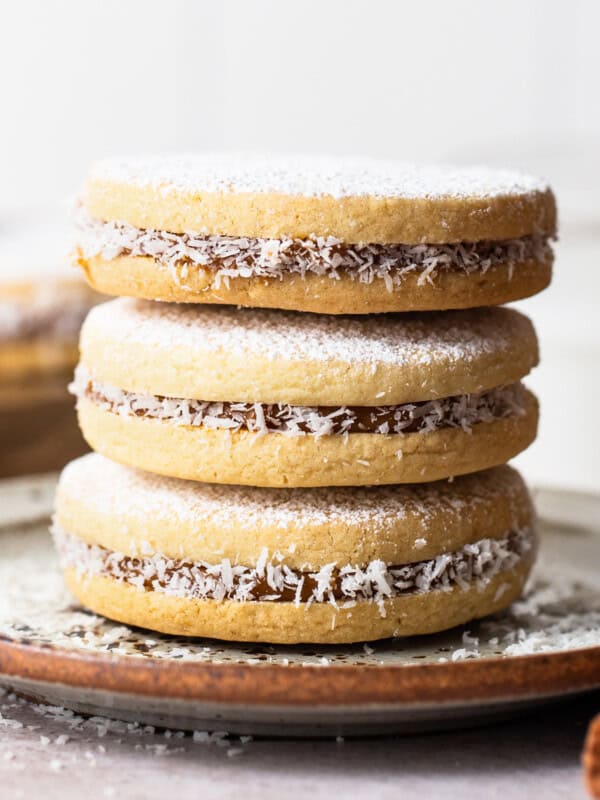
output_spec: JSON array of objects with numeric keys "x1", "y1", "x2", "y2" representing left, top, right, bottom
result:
[
  {"x1": 75, "y1": 208, "x2": 553, "y2": 292},
  {"x1": 53, "y1": 525, "x2": 534, "y2": 610},
  {"x1": 71, "y1": 367, "x2": 527, "y2": 437}
]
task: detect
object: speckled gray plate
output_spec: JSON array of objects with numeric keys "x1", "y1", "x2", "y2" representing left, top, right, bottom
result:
[{"x1": 0, "y1": 473, "x2": 598, "y2": 736}]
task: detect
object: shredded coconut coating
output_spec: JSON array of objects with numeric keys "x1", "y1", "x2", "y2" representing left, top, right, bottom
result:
[
  {"x1": 58, "y1": 454, "x2": 530, "y2": 533},
  {"x1": 89, "y1": 154, "x2": 550, "y2": 200},
  {"x1": 71, "y1": 367, "x2": 527, "y2": 437},
  {"x1": 75, "y1": 210, "x2": 552, "y2": 292},
  {"x1": 53, "y1": 524, "x2": 534, "y2": 609}
]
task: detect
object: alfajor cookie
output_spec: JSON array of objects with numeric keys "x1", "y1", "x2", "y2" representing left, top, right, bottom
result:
[
  {"x1": 0, "y1": 220, "x2": 100, "y2": 475},
  {"x1": 75, "y1": 155, "x2": 555, "y2": 314},
  {"x1": 0, "y1": 276, "x2": 94, "y2": 403},
  {"x1": 71, "y1": 298, "x2": 539, "y2": 488},
  {"x1": 53, "y1": 453, "x2": 537, "y2": 644}
]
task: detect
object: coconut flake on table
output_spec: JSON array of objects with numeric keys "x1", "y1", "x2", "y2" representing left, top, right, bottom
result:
[{"x1": 0, "y1": 689, "x2": 253, "y2": 762}]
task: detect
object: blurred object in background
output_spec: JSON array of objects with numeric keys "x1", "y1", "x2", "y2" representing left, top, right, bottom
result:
[{"x1": 0, "y1": 211, "x2": 101, "y2": 477}]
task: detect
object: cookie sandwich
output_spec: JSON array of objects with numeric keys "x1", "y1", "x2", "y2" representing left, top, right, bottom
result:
[
  {"x1": 75, "y1": 155, "x2": 555, "y2": 314},
  {"x1": 71, "y1": 298, "x2": 539, "y2": 488},
  {"x1": 53, "y1": 454, "x2": 537, "y2": 644},
  {"x1": 0, "y1": 222, "x2": 100, "y2": 476}
]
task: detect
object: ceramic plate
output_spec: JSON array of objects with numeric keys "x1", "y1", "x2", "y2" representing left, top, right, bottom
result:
[{"x1": 0, "y1": 474, "x2": 598, "y2": 736}]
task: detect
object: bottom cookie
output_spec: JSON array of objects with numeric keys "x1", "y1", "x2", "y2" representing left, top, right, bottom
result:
[
  {"x1": 54, "y1": 454, "x2": 536, "y2": 644},
  {"x1": 61, "y1": 557, "x2": 532, "y2": 644}
]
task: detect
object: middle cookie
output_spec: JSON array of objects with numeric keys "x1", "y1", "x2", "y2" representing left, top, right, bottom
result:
[{"x1": 73, "y1": 298, "x2": 539, "y2": 487}]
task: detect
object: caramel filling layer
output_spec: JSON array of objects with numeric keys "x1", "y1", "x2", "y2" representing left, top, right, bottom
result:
[
  {"x1": 76, "y1": 209, "x2": 553, "y2": 292},
  {"x1": 71, "y1": 368, "x2": 527, "y2": 437},
  {"x1": 53, "y1": 526, "x2": 534, "y2": 609}
]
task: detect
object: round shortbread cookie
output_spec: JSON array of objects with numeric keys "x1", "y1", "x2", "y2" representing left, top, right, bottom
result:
[
  {"x1": 77, "y1": 252, "x2": 552, "y2": 315},
  {"x1": 76, "y1": 155, "x2": 555, "y2": 313},
  {"x1": 76, "y1": 392, "x2": 538, "y2": 488},
  {"x1": 54, "y1": 454, "x2": 536, "y2": 643},
  {"x1": 0, "y1": 218, "x2": 100, "y2": 476},
  {"x1": 73, "y1": 299, "x2": 538, "y2": 487},
  {"x1": 0, "y1": 279, "x2": 96, "y2": 382},
  {"x1": 0, "y1": 216, "x2": 100, "y2": 383},
  {"x1": 56, "y1": 454, "x2": 534, "y2": 566},
  {"x1": 62, "y1": 564, "x2": 532, "y2": 644},
  {"x1": 78, "y1": 298, "x2": 538, "y2": 405},
  {"x1": 83, "y1": 155, "x2": 556, "y2": 243},
  {"x1": 0, "y1": 214, "x2": 95, "y2": 472}
]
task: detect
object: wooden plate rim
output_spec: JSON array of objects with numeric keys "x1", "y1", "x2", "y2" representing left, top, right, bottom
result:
[{"x1": 1, "y1": 636, "x2": 599, "y2": 707}]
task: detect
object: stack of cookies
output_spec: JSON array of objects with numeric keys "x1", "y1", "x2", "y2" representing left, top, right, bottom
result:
[{"x1": 53, "y1": 156, "x2": 555, "y2": 644}]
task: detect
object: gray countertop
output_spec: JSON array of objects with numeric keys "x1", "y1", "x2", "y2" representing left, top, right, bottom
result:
[{"x1": 1, "y1": 688, "x2": 597, "y2": 799}]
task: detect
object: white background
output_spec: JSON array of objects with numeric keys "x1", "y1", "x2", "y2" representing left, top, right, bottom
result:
[{"x1": 0, "y1": 0, "x2": 598, "y2": 490}]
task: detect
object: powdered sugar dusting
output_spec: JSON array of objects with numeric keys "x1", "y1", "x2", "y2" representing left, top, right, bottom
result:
[
  {"x1": 83, "y1": 297, "x2": 535, "y2": 369},
  {"x1": 89, "y1": 154, "x2": 550, "y2": 201},
  {"x1": 57, "y1": 454, "x2": 530, "y2": 535}
]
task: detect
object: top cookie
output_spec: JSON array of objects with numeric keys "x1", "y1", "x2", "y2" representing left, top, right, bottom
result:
[
  {"x1": 77, "y1": 155, "x2": 555, "y2": 314},
  {"x1": 84, "y1": 154, "x2": 555, "y2": 242}
]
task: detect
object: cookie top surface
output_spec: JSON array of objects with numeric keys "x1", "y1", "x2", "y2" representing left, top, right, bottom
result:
[
  {"x1": 79, "y1": 298, "x2": 538, "y2": 405},
  {"x1": 90, "y1": 154, "x2": 547, "y2": 201},
  {"x1": 84, "y1": 154, "x2": 556, "y2": 243},
  {"x1": 56, "y1": 453, "x2": 533, "y2": 567}
]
